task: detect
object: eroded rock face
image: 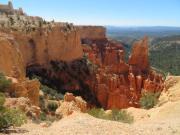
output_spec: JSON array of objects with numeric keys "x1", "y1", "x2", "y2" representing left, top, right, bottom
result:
[
  {"x1": 84, "y1": 36, "x2": 164, "y2": 109},
  {"x1": 14, "y1": 25, "x2": 83, "y2": 67},
  {"x1": 0, "y1": 21, "x2": 83, "y2": 106},
  {"x1": 8, "y1": 77, "x2": 40, "y2": 106},
  {"x1": 0, "y1": 33, "x2": 25, "y2": 79},
  {"x1": 129, "y1": 36, "x2": 149, "y2": 72},
  {"x1": 0, "y1": 23, "x2": 83, "y2": 79}
]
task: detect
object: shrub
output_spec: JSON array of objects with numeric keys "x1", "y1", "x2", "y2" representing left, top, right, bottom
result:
[
  {"x1": 31, "y1": 75, "x2": 42, "y2": 82},
  {"x1": 0, "y1": 109, "x2": 27, "y2": 128},
  {"x1": 39, "y1": 95, "x2": 47, "y2": 112},
  {"x1": 87, "y1": 108, "x2": 104, "y2": 119},
  {"x1": 47, "y1": 101, "x2": 58, "y2": 112},
  {"x1": 39, "y1": 112, "x2": 60, "y2": 123},
  {"x1": 87, "y1": 108, "x2": 134, "y2": 124},
  {"x1": 0, "y1": 73, "x2": 12, "y2": 92},
  {"x1": 40, "y1": 85, "x2": 63, "y2": 100},
  {"x1": 0, "y1": 93, "x2": 27, "y2": 131},
  {"x1": 140, "y1": 92, "x2": 160, "y2": 109},
  {"x1": 39, "y1": 112, "x2": 47, "y2": 121},
  {"x1": 0, "y1": 93, "x2": 5, "y2": 106},
  {"x1": 110, "y1": 109, "x2": 134, "y2": 123}
]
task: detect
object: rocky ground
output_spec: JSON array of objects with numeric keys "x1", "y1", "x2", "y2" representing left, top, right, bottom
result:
[{"x1": 1, "y1": 76, "x2": 180, "y2": 135}]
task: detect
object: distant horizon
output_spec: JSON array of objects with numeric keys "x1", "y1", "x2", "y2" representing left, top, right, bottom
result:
[
  {"x1": 105, "y1": 25, "x2": 180, "y2": 28},
  {"x1": 1, "y1": 0, "x2": 180, "y2": 27}
]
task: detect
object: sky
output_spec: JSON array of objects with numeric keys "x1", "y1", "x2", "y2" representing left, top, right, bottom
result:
[{"x1": 1, "y1": 0, "x2": 180, "y2": 26}]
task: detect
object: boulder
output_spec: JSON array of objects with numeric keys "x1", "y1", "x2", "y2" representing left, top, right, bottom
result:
[
  {"x1": 55, "y1": 93, "x2": 87, "y2": 117},
  {"x1": 75, "y1": 96, "x2": 88, "y2": 112},
  {"x1": 64, "y1": 93, "x2": 75, "y2": 102}
]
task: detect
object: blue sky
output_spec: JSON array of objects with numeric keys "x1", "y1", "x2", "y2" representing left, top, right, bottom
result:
[{"x1": 1, "y1": 0, "x2": 180, "y2": 26}]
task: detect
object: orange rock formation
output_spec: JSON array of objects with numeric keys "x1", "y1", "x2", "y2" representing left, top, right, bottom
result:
[
  {"x1": 0, "y1": 24, "x2": 83, "y2": 79},
  {"x1": 0, "y1": 22, "x2": 164, "y2": 109},
  {"x1": 0, "y1": 23, "x2": 83, "y2": 106},
  {"x1": 83, "y1": 36, "x2": 164, "y2": 109},
  {"x1": 56, "y1": 93, "x2": 87, "y2": 117}
]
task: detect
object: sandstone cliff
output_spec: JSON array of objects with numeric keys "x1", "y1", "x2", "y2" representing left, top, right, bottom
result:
[
  {"x1": 0, "y1": 23, "x2": 83, "y2": 79},
  {"x1": 0, "y1": 33, "x2": 25, "y2": 79},
  {"x1": 0, "y1": 17, "x2": 83, "y2": 106},
  {"x1": 14, "y1": 25, "x2": 83, "y2": 68}
]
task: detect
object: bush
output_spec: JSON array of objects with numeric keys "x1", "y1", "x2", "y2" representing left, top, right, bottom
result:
[
  {"x1": 140, "y1": 92, "x2": 160, "y2": 109},
  {"x1": 31, "y1": 75, "x2": 42, "y2": 82},
  {"x1": 39, "y1": 112, "x2": 47, "y2": 121},
  {"x1": 39, "y1": 112, "x2": 60, "y2": 123},
  {"x1": 40, "y1": 85, "x2": 63, "y2": 100},
  {"x1": 87, "y1": 108, "x2": 134, "y2": 124},
  {"x1": 0, "y1": 93, "x2": 5, "y2": 106},
  {"x1": 39, "y1": 95, "x2": 47, "y2": 112},
  {"x1": 87, "y1": 108, "x2": 104, "y2": 119},
  {"x1": 0, "y1": 73, "x2": 12, "y2": 92},
  {"x1": 0, "y1": 93, "x2": 27, "y2": 131},
  {"x1": 0, "y1": 109, "x2": 27, "y2": 129},
  {"x1": 47, "y1": 101, "x2": 58, "y2": 112},
  {"x1": 110, "y1": 109, "x2": 134, "y2": 123}
]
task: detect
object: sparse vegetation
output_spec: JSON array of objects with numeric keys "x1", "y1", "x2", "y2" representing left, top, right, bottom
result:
[
  {"x1": 40, "y1": 84, "x2": 63, "y2": 100},
  {"x1": 0, "y1": 74, "x2": 26, "y2": 131},
  {"x1": 150, "y1": 39, "x2": 180, "y2": 75},
  {"x1": 38, "y1": 99, "x2": 61, "y2": 123},
  {"x1": 39, "y1": 95, "x2": 47, "y2": 112},
  {"x1": 0, "y1": 93, "x2": 27, "y2": 131},
  {"x1": 39, "y1": 112, "x2": 47, "y2": 121},
  {"x1": 36, "y1": 111, "x2": 59, "y2": 125},
  {"x1": 31, "y1": 75, "x2": 64, "y2": 100},
  {"x1": 87, "y1": 108, "x2": 134, "y2": 124},
  {"x1": 0, "y1": 93, "x2": 5, "y2": 107},
  {"x1": 140, "y1": 92, "x2": 160, "y2": 109},
  {"x1": 29, "y1": 75, "x2": 62, "y2": 122},
  {"x1": 0, "y1": 73, "x2": 12, "y2": 92},
  {"x1": 47, "y1": 101, "x2": 58, "y2": 112}
]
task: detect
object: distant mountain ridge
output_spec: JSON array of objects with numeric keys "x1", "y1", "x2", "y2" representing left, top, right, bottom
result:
[
  {"x1": 150, "y1": 35, "x2": 180, "y2": 75},
  {"x1": 106, "y1": 26, "x2": 180, "y2": 39},
  {"x1": 106, "y1": 26, "x2": 180, "y2": 75}
]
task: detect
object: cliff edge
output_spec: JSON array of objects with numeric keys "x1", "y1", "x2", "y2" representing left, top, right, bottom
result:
[{"x1": 0, "y1": 16, "x2": 83, "y2": 79}]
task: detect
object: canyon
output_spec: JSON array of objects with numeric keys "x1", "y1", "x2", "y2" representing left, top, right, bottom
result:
[
  {"x1": 0, "y1": 2, "x2": 179, "y2": 135},
  {"x1": 0, "y1": 12, "x2": 164, "y2": 109}
]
